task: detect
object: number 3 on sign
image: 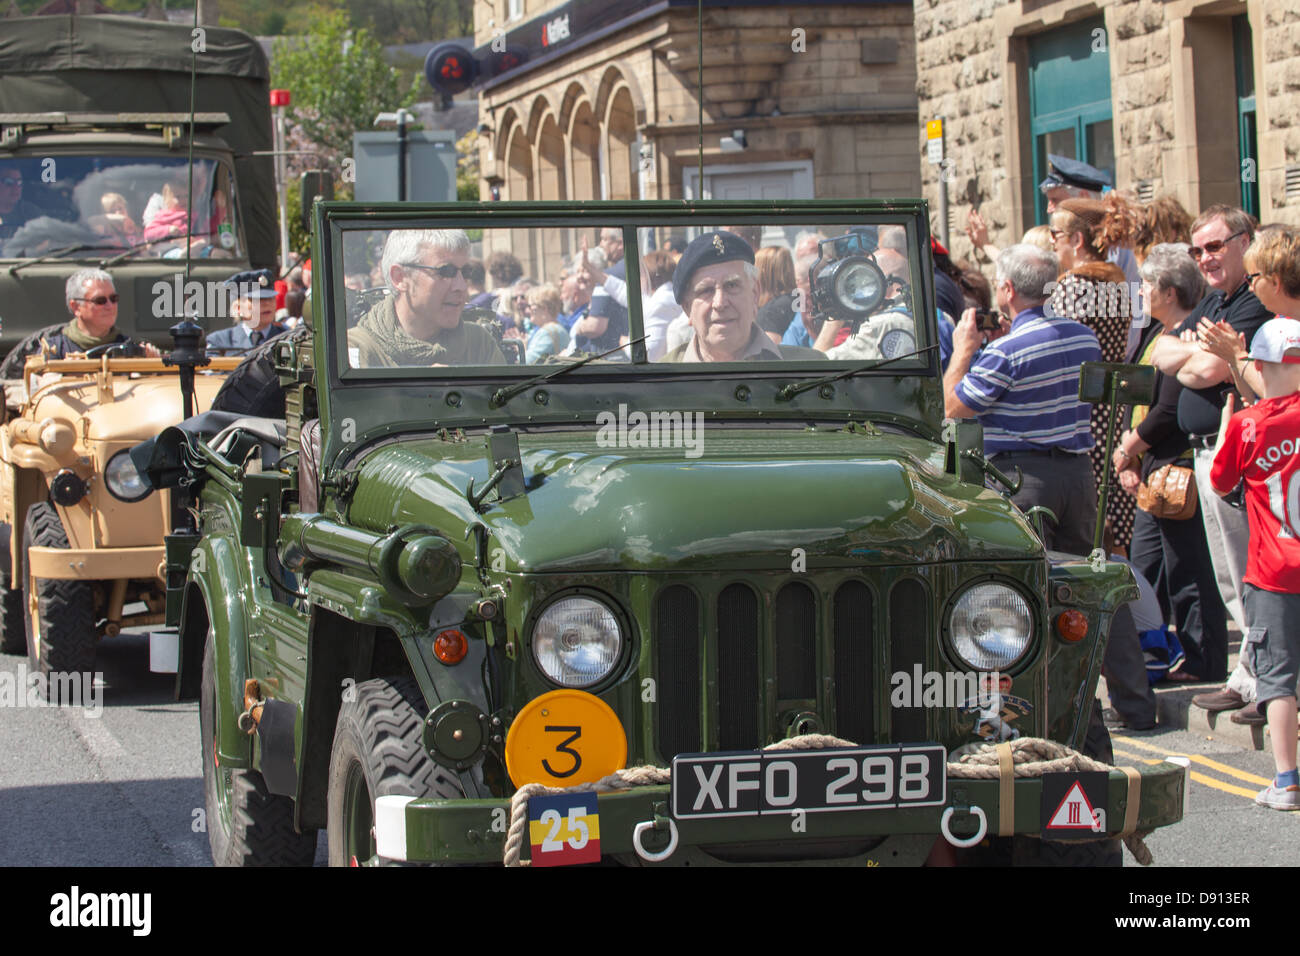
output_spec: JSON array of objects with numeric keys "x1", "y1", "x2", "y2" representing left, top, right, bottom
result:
[{"x1": 542, "y1": 725, "x2": 582, "y2": 778}]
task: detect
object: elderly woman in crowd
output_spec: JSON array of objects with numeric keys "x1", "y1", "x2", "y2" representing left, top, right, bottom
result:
[
  {"x1": 1110, "y1": 244, "x2": 1229, "y2": 683},
  {"x1": 524, "y1": 283, "x2": 569, "y2": 363},
  {"x1": 1048, "y1": 193, "x2": 1142, "y2": 551}
]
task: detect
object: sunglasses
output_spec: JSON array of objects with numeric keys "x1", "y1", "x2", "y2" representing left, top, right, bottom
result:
[
  {"x1": 1189, "y1": 231, "x2": 1246, "y2": 261},
  {"x1": 1245, "y1": 272, "x2": 1261, "y2": 284},
  {"x1": 401, "y1": 261, "x2": 475, "y2": 280},
  {"x1": 75, "y1": 294, "x2": 119, "y2": 305},
  {"x1": 0, "y1": 176, "x2": 21, "y2": 187}
]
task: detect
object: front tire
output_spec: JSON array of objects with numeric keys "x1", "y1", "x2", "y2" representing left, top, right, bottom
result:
[
  {"x1": 327, "y1": 676, "x2": 464, "y2": 866},
  {"x1": 23, "y1": 503, "x2": 94, "y2": 699},
  {"x1": 0, "y1": 522, "x2": 26, "y2": 653},
  {"x1": 201, "y1": 630, "x2": 316, "y2": 866}
]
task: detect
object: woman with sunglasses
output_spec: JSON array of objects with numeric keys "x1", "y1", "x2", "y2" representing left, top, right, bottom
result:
[{"x1": 1047, "y1": 193, "x2": 1143, "y2": 552}]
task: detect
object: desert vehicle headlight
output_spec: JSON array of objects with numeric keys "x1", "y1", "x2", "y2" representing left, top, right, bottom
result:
[
  {"x1": 104, "y1": 450, "x2": 151, "y2": 502},
  {"x1": 532, "y1": 596, "x2": 623, "y2": 688},
  {"x1": 949, "y1": 584, "x2": 1032, "y2": 670}
]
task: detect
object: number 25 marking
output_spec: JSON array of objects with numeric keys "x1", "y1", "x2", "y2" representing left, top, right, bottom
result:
[{"x1": 542, "y1": 725, "x2": 582, "y2": 778}]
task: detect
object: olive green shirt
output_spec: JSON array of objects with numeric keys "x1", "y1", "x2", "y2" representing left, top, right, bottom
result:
[
  {"x1": 660, "y1": 323, "x2": 827, "y2": 363},
  {"x1": 347, "y1": 296, "x2": 505, "y2": 368}
]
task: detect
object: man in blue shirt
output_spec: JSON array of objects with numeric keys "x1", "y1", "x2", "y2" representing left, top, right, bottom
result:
[{"x1": 944, "y1": 243, "x2": 1103, "y2": 555}]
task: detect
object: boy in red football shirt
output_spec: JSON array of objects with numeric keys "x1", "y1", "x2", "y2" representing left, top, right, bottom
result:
[{"x1": 1211, "y1": 317, "x2": 1300, "y2": 810}]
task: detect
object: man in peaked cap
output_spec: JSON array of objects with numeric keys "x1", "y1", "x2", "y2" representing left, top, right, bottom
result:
[
  {"x1": 1039, "y1": 154, "x2": 1113, "y2": 211},
  {"x1": 206, "y1": 268, "x2": 287, "y2": 352},
  {"x1": 659, "y1": 230, "x2": 824, "y2": 362},
  {"x1": 1040, "y1": 153, "x2": 1141, "y2": 292}
]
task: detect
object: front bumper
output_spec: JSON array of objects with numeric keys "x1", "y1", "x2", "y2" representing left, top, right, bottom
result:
[
  {"x1": 375, "y1": 758, "x2": 1188, "y2": 866},
  {"x1": 27, "y1": 544, "x2": 164, "y2": 581}
]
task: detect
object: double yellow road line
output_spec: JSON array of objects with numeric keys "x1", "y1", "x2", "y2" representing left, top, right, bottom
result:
[{"x1": 1112, "y1": 734, "x2": 1271, "y2": 801}]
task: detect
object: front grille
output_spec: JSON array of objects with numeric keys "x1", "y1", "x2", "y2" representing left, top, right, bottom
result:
[
  {"x1": 717, "y1": 583, "x2": 760, "y2": 751},
  {"x1": 833, "y1": 581, "x2": 874, "y2": 744},
  {"x1": 889, "y1": 579, "x2": 929, "y2": 742},
  {"x1": 654, "y1": 585, "x2": 701, "y2": 757},
  {"x1": 652, "y1": 574, "x2": 931, "y2": 761}
]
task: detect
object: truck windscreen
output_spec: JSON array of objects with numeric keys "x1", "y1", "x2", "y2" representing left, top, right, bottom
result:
[{"x1": 0, "y1": 156, "x2": 242, "y2": 261}]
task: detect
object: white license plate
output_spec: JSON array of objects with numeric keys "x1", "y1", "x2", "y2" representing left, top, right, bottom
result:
[{"x1": 671, "y1": 744, "x2": 947, "y2": 819}]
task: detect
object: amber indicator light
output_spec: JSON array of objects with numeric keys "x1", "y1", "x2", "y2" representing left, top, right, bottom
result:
[
  {"x1": 434, "y1": 629, "x2": 469, "y2": 664},
  {"x1": 1055, "y1": 610, "x2": 1088, "y2": 642}
]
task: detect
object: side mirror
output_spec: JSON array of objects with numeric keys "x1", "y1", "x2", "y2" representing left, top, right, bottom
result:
[{"x1": 299, "y1": 170, "x2": 334, "y2": 232}]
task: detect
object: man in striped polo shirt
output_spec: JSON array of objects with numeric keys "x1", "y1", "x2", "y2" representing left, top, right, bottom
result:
[{"x1": 943, "y1": 243, "x2": 1103, "y2": 555}]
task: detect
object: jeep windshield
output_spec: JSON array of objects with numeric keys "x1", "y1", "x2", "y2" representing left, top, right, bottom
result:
[
  {"x1": 329, "y1": 207, "x2": 937, "y2": 375},
  {"x1": 0, "y1": 155, "x2": 243, "y2": 260}
]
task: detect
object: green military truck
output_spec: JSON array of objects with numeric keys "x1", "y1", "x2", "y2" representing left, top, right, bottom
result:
[
  {"x1": 147, "y1": 199, "x2": 1186, "y2": 866},
  {"x1": 0, "y1": 14, "x2": 276, "y2": 352}
]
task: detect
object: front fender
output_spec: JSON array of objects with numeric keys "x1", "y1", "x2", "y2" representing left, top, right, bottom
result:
[
  {"x1": 1045, "y1": 559, "x2": 1139, "y2": 750},
  {"x1": 187, "y1": 533, "x2": 252, "y2": 768}
]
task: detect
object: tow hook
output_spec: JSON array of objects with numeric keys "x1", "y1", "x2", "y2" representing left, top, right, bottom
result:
[
  {"x1": 939, "y1": 800, "x2": 987, "y2": 848},
  {"x1": 632, "y1": 805, "x2": 679, "y2": 863},
  {"x1": 238, "y1": 679, "x2": 265, "y2": 734}
]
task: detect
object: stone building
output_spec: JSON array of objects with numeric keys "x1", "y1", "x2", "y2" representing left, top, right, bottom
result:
[
  {"x1": 914, "y1": 0, "x2": 1300, "y2": 259},
  {"x1": 465, "y1": 0, "x2": 921, "y2": 278}
]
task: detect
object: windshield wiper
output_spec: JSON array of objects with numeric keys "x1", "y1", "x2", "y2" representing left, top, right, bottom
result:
[
  {"x1": 99, "y1": 233, "x2": 203, "y2": 268},
  {"x1": 776, "y1": 343, "x2": 939, "y2": 401},
  {"x1": 489, "y1": 337, "x2": 646, "y2": 409},
  {"x1": 8, "y1": 243, "x2": 116, "y2": 276}
]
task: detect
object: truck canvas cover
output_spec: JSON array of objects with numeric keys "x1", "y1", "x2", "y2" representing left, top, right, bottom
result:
[{"x1": 0, "y1": 14, "x2": 276, "y2": 270}]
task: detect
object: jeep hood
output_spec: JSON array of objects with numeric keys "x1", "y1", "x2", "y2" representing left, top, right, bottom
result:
[
  {"x1": 346, "y1": 427, "x2": 1042, "y2": 572},
  {"x1": 28, "y1": 373, "x2": 227, "y2": 443}
]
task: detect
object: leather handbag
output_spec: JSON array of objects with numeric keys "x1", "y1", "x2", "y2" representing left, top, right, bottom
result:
[{"x1": 1137, "y1": 464, "x2": 1197, "y2": 520}]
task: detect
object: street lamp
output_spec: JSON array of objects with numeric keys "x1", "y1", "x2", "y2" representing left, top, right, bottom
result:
[{"x1": 375, "y1": 109, "x2": 416, "y2": 202}]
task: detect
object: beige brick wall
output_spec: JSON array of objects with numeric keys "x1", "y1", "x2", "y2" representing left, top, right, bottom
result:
[
  {"x1": 915, "y1": 0, "x2": 1300, "y2": 261},
  {"x1": 475, "y1": 2, "x2": 921, "y2": 203}
]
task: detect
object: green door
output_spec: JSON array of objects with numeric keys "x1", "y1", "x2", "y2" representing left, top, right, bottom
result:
[
  {"x1": 1028, "y1": 18, "x2": 1114, "y2": 223},
  {"x1": 1234, "y1": 15, "x2": 1259, "y2": 218}
]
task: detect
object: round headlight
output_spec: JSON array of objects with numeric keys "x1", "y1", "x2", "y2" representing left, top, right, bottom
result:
[
  {"x1": 832, "y1": 257, "x2": 885, "y2": 315},
  {"x1": 532, "y1": 596, "x2": 623, "y2": 688},
  {"x1": 949, "y1": 584, "x2": 1032, "y2": 670},
  {"x1": 104, "y1": 450, "x2": 151, "y2": 502}
]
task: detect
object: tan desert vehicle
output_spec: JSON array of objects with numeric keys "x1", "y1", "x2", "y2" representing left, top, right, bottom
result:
[{"x1": 0, "y1": 350, "x2": 240, "y2": 684}]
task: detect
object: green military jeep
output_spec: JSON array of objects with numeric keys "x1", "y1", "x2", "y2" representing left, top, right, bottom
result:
[{"x1": 151, "y1": 199, "x2": 1186, "y2": 866}]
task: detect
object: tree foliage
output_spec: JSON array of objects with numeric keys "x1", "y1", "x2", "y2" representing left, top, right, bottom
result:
[
  {"x1": 270, "y1": 12, "x2": 420, "y2": 166},
  {"x1": 456, "y1": 128, "x2": 480, "y2": 203}
]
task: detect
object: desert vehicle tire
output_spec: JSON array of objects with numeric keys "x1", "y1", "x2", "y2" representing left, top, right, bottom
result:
[
  {"x1": 0, "y1": 523, "x2": 25, "y2": 653},
  {"x1": 23, "y1": 503, "x2": 95, "y2": 693},
  {"x1": 327, "y1": 675, "x2": 464, "y2": 866},
  {"x1": 202, "y1": 631, "x2": 316, "y2": 866}
]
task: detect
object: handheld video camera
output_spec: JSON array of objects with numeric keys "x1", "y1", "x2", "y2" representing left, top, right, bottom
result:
[{"x1": 809, "y1": 230, "x2": 900, "y2": 332}]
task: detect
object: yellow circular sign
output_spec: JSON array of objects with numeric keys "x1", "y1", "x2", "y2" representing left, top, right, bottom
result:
[{"x1": 505, "y1": 689, "x2": 628, "y2": 788}]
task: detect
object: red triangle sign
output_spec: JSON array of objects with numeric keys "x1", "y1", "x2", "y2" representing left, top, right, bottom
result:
[{"x1": 1046, "y1": 780, "x2": 1097, "y2": 829}]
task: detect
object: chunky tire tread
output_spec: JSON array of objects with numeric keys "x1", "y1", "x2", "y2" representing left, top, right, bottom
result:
[
  {"x1": 202, "y1": 634, "x2": 316, "y2": 867},
  {"x1": 327, "y1": 676, "x2": 463, "y2": 866},
  {"x1": 23, "y1": 503, "x2": 95, "y2": 692}
]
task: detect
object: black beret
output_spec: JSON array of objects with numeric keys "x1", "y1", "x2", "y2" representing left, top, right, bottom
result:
[
  {"x1": 224, "y1": 268, "x2": 277, "y2": 299},
  {"x1": 1039, "y1": 154, "x2": 1112, "y2": 194},
  {"x1": 672, "y1": 230, "x2": 755, "y2": 305}
]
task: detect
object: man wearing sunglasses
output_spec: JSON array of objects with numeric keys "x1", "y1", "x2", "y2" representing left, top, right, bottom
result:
[
  {"x1": 16, "y1": 268, "x2": 160, "y2": 364},
  {"x1": 1146, "y1": 204, "x2": 1273, "y2": 687},
  {"x1": 349, "y1": 229, "x2": 504, "y2": 368}
]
